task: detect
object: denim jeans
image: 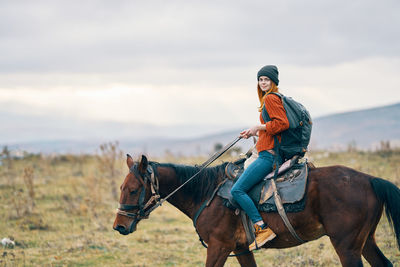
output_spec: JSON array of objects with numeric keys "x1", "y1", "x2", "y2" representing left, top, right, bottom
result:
[{"x1": 231, "y1": 150, "x2": 280, "y2": 223}]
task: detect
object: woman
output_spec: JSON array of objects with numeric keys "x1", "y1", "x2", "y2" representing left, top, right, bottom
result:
[{"x1": 231, "y1": 65, "x2": 289, "y2": 251}]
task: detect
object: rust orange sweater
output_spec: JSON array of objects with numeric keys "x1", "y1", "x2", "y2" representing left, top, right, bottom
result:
[{"x1": 256, "y1": 94, "x2": 289, "y2": 152}]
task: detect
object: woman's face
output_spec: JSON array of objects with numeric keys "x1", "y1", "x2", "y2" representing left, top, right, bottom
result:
[{"x1": 258, "y1": 76, "x2": 272, "y2": 92}]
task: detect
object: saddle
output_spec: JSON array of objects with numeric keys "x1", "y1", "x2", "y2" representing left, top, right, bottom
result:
[
  {"x1": 218, "y1": 156, "x2": 308, "y2": 213},
  {"x1": 225, "y1": 155, "x2": 300, "y2": 181}
]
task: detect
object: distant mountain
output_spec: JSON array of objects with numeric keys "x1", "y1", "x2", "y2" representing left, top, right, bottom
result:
[
  {"x1": 2, "y1": 102, "x2": 399, "y2": 156},
  {"x1": 167, "y1": 102, "x2": 400, "y2": 155},
  {"x1": 133, "y1": 102, "x2": 400, "y2": 156},
  {"x1": 310, "y1": 102, "x2": 400, "y2": 150}
]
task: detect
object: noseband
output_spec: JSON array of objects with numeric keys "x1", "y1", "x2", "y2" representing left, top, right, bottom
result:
[{"x1": 116, "y1": 163, "x2": 161, "y2": 227}]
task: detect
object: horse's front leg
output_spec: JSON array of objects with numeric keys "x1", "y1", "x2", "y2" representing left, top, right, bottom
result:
[{"x1": 205, "y1": 238, "x2": 233, "y2": 267}]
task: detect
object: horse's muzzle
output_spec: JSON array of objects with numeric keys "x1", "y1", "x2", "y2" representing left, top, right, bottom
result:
[
  {"x1": 113, "y1": 218, "x2": 138, "y2": 235},
  {"x1": 114, "y1": 224, "x2": 131, "y2": 235}
]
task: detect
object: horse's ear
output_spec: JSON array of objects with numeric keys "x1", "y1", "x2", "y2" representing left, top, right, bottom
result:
[
  {"x1": 127, "y1": 154, "x2": 134, "y2": 169},
  {"x1": 138, "y1": 155, "x2": 148, "y2": 173}
]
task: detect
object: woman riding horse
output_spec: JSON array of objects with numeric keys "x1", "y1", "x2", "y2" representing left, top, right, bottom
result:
[{"x1": 232, "y1": 65, "x2": 289, "y2": 251}]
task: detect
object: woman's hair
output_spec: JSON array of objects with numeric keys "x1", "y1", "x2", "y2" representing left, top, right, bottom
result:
[{"x1": 257, "y1": 82, "x2": 279, "y2": 112}]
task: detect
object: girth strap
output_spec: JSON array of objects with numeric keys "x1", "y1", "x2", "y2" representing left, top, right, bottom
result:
[
  {"x1": 193, "y1": 179, "x2": 228, "y2": 229},
  {"x1": 193, "y1": 201, "x2": 208, "y2": 229},
  {"x1": 192, "y1": 179, "x2": 229, "y2": 249}
]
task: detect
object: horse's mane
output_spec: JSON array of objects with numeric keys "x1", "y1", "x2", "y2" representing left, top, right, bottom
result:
[{"x1": 158, "y1": 162, "x2": 228, "y2": 204}]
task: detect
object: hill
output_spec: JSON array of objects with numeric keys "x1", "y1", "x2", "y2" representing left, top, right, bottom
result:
[
  {"x1": 310, "y1": 102, "x2": 400, "y2": 150},
  {"x1": 2, "y1": 102, "x2": 399, "y2": 156},
  {"x1": 153, "y1": 102, "x2": 400, "y2": 155}
]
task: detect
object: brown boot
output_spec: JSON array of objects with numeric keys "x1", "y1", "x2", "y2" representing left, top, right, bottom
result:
[{"x1": 249, "y1": 224, "x2": 276, "y2": 251}]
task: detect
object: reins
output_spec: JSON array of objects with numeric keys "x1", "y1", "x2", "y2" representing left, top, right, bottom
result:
[{"x1": 142, "y1": 136, "x2": 242, "y2": 215}]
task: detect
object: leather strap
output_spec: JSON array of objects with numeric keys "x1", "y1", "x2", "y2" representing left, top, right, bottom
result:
[
  {"x1": 241, "y1": 211, "x2": 255, "y2": 244},
  {"x1": 270, "y1": 177, "x2": 305, "y2": 243}
]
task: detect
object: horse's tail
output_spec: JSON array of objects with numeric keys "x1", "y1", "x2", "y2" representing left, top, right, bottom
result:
[{"x1": 370, "y1": 177, "x2": 400, "y2": 249}]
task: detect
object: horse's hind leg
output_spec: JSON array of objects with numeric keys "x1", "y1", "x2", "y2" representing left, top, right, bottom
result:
[
  {"x1": 329, "y1": 235, "x2": 364, "y2": 267},
  {"x1": 361, "y1": 184, "x2": 393, "y2": 266},
  {"x1": 362, "y1": 234, "x2": 393, "y2": 267},
  {"x1": 325, "y1": 218, "x2": 366, "y2": 266},
  {"x1": 235, "y1": 249, "x2": 257, "y2": 267}
]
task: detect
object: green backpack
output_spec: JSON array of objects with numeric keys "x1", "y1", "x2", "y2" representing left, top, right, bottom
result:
[{"x1": 261, "y1": 92, "x2": 312, "y2": 161}]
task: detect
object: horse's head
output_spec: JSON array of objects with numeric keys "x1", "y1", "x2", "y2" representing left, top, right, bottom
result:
[{"x1": 113, "y1": 154, "x2": 159, "y2": 235}]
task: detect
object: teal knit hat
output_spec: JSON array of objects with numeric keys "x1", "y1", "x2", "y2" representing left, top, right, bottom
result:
[{"x1": 257, "y1": 65, "x2": 279, "y2": 85}]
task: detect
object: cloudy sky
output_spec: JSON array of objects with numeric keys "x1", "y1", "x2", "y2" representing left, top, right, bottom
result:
[{"x1": 1, "y1": 0, "x2": 400, "y2": 140}]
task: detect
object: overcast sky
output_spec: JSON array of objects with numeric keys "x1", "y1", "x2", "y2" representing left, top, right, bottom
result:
[{"x1": 1, "y1": 0, "x2": 400, "y2": 137}]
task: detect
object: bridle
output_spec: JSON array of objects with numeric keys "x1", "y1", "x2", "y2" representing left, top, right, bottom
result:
[
  {"x1": 116, "y1": 137, "x2": 242, "y2": 232},
  {"x1": 116, "y1": 163, "x2": 161, "y2": 231}
]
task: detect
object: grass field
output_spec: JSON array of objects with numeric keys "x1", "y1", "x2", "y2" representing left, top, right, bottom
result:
[{"x1": 1, "y1": 147, "x2": 399, "y2": 266}]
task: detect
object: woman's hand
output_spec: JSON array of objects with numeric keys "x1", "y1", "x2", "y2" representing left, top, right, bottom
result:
[{"x1": 240, "y1": 125, "x2": 264, "y2": 139}]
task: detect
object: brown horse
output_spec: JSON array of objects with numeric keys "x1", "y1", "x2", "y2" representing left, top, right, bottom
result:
[{"x1": 113, "y1": 154, "x2": 400, "y2": 267}]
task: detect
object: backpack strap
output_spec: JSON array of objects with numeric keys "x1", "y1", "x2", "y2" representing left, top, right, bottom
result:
[
  {"x1": 261, "y1": 105, "x2": 270, "y2": 123},
  {"x1": 270, "y1": 92, "x2": 283, "y2": 98},
  {"x1": 261, "y1": 92, "x2": 283, "y2": 122},
  {"x1": 261, "y1": 93, "x2": 283, "y2": 157}
]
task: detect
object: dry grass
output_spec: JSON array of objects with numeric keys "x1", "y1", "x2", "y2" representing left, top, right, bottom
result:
[{"x1": 0, "y1": 149, "x2": 399, "y2": 266}]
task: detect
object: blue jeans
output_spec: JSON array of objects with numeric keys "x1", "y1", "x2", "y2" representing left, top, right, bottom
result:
[{"x1": 231, "y1": 150, "x2": 280, "y2": 223}]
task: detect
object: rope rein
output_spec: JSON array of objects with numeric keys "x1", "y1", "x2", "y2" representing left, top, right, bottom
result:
[{"x1": 144, "y1": 136, "x2": 242, "y2": 215}]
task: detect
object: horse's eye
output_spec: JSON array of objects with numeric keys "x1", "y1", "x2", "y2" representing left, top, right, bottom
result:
[{"x1": 130, "y1": 190, "x2": 137, "y2": 195}]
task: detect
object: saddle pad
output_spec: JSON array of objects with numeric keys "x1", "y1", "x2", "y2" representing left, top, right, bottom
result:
[
  {"x1": 217, "y1": 163, "x2": 308, "y2": 213},
  {"x1": 261, "y1": 163, "x2": 308, "y2": 205}
]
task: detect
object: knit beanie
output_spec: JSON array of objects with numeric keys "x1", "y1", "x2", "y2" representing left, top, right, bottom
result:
[{"x1": 257, "y1": 65, "x2": 279, "y2": 86}]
